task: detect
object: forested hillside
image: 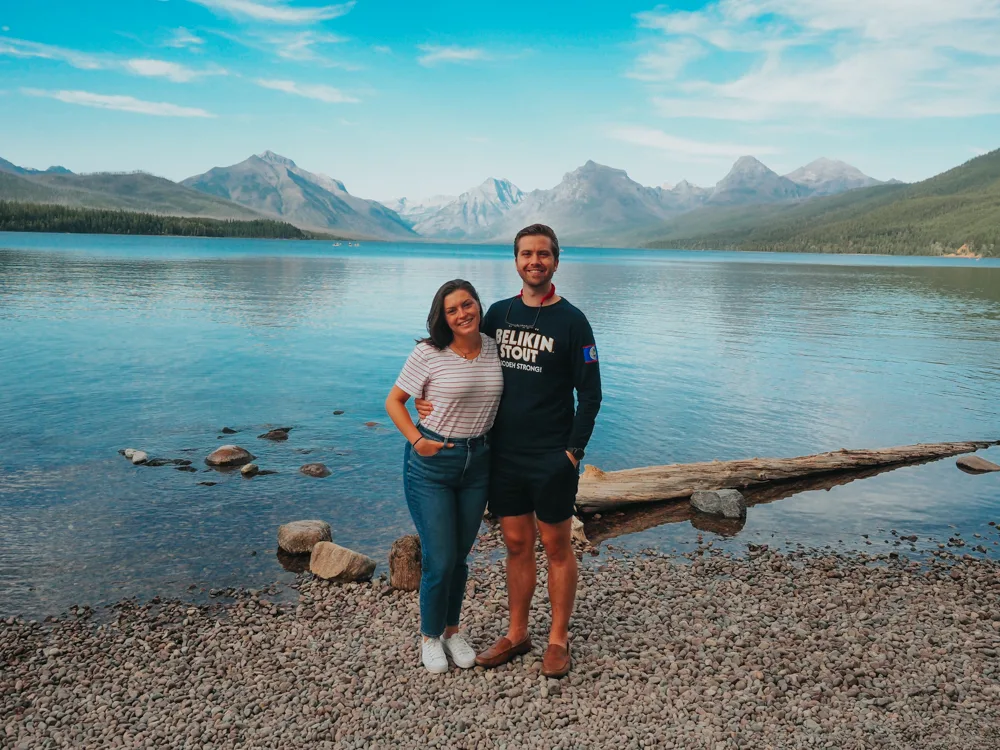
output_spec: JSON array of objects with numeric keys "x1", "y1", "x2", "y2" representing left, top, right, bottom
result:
[
  {"x1": 646, "y1": 150, "x2": 1000, "y2": 256},
  {"x1": 0, "y1": 201, "x2": 320, "y2": 239}
]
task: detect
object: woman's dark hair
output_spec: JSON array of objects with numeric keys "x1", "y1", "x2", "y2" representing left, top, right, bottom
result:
[
  {"x1": 514, "y1": 223, "x2": 560, "y2": 261},
  {"x1": 420, "y1": 279, "x2": 483, "y2": 349}
]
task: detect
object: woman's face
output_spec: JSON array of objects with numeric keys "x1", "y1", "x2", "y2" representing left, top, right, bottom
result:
[{"x1": 443, "y1": 289, "x2": 480, "y2": 338}]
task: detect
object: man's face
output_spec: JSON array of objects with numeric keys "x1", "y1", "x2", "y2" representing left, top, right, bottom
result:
[{"x1": 515, "y1": 235, "x2": 558, "y2": 289}]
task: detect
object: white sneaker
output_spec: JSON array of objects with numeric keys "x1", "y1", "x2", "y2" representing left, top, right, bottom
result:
[
  {"x1": 421, "y1": 637, "x2": 449, "y2": 674},
  {"x1": 442, "y1": 633, "x2": 477, "y2": 669}
]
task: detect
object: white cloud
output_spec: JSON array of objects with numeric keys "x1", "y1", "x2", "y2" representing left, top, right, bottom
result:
[
  {"x1": 187, "y1": 0, "x2": 355, "y2": 24},
  {"x1": 21, "y1": 88, "x2": 215, "y2": 117},
  {"x1": 0, "y1": 36, "x2": 106, "y2": 70},
  {"x1": 164, "y1": 27, "x2": 205, "y2": 49},
  {"x1": 1, "y1": 26, "x2": 9, "y2": 32},
  {"x1": 417, "y1": 45, "x2": 490, "y2": 66},
  {"x1": 629, "y1": 39, "x2": 706, "y2": 81},
  {"x1": 632, "y1": 0, "x2": 1000, "y2": 120},
  {"x1": 255, "y1": 78, "x2": 358, "y2": 103},
  {"x1": 610, "y1": 126, "x2": 780, "y2": 161},
  {"x1": 125, "y1": 58, "x2": 225, "y2": 82},
  {"x1": 0, "y1": 36, "x2": 224, "y2": 83},
  {"x1": 263, "y1": 30, "x2": 347, "y2": 61},
  {"x1": 372, "y1": 45, "x2": 391, "y2": 54}
]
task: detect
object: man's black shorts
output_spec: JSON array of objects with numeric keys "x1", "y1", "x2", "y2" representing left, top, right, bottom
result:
[{"x1": 488, "y1": 449, "x2": 579, "y2": 524}]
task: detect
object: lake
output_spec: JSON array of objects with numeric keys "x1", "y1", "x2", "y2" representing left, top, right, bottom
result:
[{"x1": 1, "y1": 232, "x2": 999, "y2": 618}]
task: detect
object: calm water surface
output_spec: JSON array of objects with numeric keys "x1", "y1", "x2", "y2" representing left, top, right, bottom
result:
[{"x1": 1, "y1": 233, "x2": 999, "y2": 618}]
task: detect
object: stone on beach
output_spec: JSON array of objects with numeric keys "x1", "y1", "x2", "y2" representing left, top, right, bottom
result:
[
  {"x1": 277, "y1": 520, "x2": 332, "y2": 554},
  {"x1": 690, "y1": 488, "x2": 747, "y2": 519},
  {"x1": 205, "y1": 445, "x2": 255, "y2": 467},
  {"x1": 258, "y1": 427, "x2": 292, "y2": 441},
  {"x1": 130, "y1": 450, "x2": 149, "y2": 465},
  {"x1": 241, "y1": 463, "x2": 259, "y2": 478},
  {"x1": 299, "y1": 463, "x2": 331, "y2": 478},
  {"x1": 309, "y1": 541, "x2": 376, "y2": 582},
  {"x1": 957, "y1": 455, "x2": 1000, "y2": 473},
  {"x1": 388, "y1": 535, "x2": 421, "y2": 591},
  {"x1": 571, "y1": 516, "x2": 589, "y2": 545}
]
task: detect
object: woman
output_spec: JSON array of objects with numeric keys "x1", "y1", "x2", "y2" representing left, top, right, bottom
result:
[{"x1": 385, "y1": 279, "x2": 503, "y2": 673}]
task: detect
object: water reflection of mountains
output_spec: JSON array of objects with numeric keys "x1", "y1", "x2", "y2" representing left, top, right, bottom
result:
[{"x1": 0, "y1": 247, "x2": 354, "y2": 329}]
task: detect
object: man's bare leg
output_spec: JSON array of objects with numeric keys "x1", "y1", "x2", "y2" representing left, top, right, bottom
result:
[
  {"x1": 537, "y1": 517, "x2": 576, "y2": 647},
  {"x1": 499, "y1": 513, "x2": 537, "y2": 644}
]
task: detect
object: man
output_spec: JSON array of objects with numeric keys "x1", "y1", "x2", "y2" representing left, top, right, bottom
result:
[{"x1": 416, "y1": 223, "x2": 602, "y2": 678}]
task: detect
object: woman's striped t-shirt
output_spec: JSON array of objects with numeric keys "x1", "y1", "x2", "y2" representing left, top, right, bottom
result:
[{"x1": 395, "y1": 334, "x2": 504, "y2": 439}]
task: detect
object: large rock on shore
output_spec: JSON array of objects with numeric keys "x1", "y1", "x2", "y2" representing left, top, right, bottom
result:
[
  {"x1": 277, "y1": 520, "x2": 332, "y2": 554},
  {"x1": 957, "y1": 455, "x2": 1000, "y2": 473},
  {"x1": 690, "y1": 488, "x2": 747, "y2": 519},
  {"x1": 310, "y1": 542, "x2": 376, "y2": 582},
  {"x1": 389, "y1": 535, "x2": 421, "y2": 591},
  {"x1": 205, "y1": 445, "x2": 255, "y2": 467}
]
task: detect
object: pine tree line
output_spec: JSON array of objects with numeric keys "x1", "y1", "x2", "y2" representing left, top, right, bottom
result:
[{"x1": 0, "y1": 201, "x2": 314, "y2": 240}]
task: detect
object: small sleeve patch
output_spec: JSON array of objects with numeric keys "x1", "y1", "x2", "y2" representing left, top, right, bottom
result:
[{"x1": 583, "y1": 344, "x2": 599, "y2": 364}]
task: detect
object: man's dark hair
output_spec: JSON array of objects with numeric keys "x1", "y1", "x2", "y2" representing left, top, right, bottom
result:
[
  {"x1": 421, "y1": 279, "x2": 483, "y2": 349},
  {"x1": 514, "y1": 223, "x2": 560, "y2": 261}
]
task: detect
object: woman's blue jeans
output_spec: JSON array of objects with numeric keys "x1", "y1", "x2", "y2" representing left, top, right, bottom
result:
[{"x1": 403, "y1": 425, "x2": 490, "y2": 638}]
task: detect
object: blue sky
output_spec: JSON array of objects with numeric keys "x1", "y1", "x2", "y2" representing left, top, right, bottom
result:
[{"x1": 2, "y1": 0, "x2": 999, "y2": 200}]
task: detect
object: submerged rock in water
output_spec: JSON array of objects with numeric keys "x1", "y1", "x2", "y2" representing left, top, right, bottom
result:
[
  {"x1": 130, "y1": 451, "x2": 149, "y2": 465},
  {"x1": 333, "y1": 410, "x2": 345, "y2": 415},
  {"x1": 276, "y1": 548, "x2": 311, "y2": 573},
  {"x1": 300, "y1": 463, "x2": 331, "y2": 478},
  {"x1": 258, "y1": 427, "x2": 292, "y2": 441},
  {"x1": 198, "y1": 481, "x2": 217, "y2": 486},
  {"x1": 241, "y1": 463, "x2": 260, "y2": 478},
  {"x1": 310, "y1": 541, "x2": 376, "y2": 582},
  {"x1": 205, "y1": 445, "x2": 255, "y2": 467},
  {"x1": 221, "y1": 427, "x2": 238, "y2": 434},
  {"x1": 957, "y1": 455, "x2": 1000, "y2": 473},
  {"x1": 364, "y1": 421, "x2": 379, "y2": 428},
  {"x1": 690, "y1": 513, "x2": 746, "y2": 537},
  {"x1": 278, "y1": 520, "x2": 332, "y2": 554},
  {"x1": 690, "y1": 489, "x2": 747, "y2": 519},
  {"x1": 389, "y1": 535, "x2": 421, "y2": 591},
  {"x1": 145, "y1": 458, "x2": 192, "y2": 467},
  {"x1": 176, "y1": 466, "x2": 198, "y2": 473},
  {"x1": 257, "y1": 469, "x2": 279, "y2": 476}
]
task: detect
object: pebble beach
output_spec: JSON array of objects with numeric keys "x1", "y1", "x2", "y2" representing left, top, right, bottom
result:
[{"x1": 3, "y1": 525, "x2": 999, "y2": 750}]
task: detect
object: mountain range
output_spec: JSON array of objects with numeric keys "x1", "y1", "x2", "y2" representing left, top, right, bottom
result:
[
  {"x1": 1, "y1": 151, "x2": 895, "y2": 244},
  {"x1": 644, "y1": 149, "x2": 1000, "y2": 256},
  {"x1": 381, "y1": 156, "x2": 889, "y2": 243},
  {"x1": 181, "y1": 151, "x2": 414, "y2": 239}
]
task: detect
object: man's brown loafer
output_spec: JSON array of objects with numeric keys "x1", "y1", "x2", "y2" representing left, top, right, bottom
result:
[
  {"x1": 474, "y1": 636, "x2": 532, "y2": 668},
  {"x1": 541, "y1": 643, "x2": 571, "y2": 678}
]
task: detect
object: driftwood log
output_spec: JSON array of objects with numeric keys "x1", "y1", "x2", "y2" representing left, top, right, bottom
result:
[{"x1": 577, "y1": 440, "x2": 999, "y2": 514}]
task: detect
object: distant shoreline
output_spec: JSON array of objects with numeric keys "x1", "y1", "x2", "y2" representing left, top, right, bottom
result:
[{"x1": 0, "y1": 200, "x2": 348, "y2": 242}]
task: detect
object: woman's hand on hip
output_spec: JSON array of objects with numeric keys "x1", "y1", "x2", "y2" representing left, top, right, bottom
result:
[
  {"x1": 414, "y1": 398, "x2": 434, "y2": 420},
  {"x1": 414, "y1": 438, "x2": 453, "y2": 457}
]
